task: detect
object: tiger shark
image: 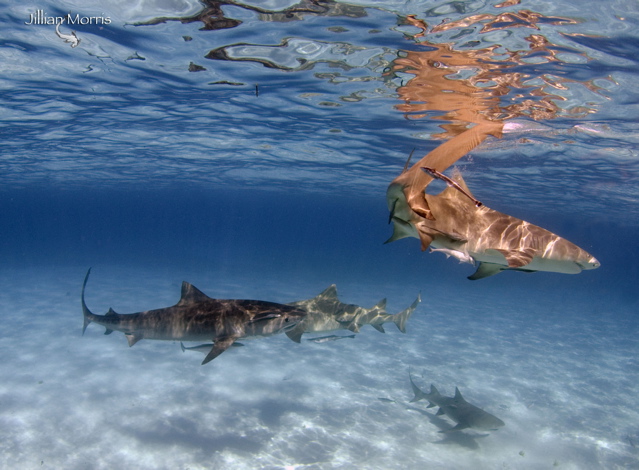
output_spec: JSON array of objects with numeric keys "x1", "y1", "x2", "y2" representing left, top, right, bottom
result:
[
  {"x1": 386, "y1": 121, "x2": 600, "y2": 280},
  {"x1": 81, "y1": 269, "x2": 306, "y2": 365},
  {"x1": 409, "y1": 372, "x2": 505, "y2": 432},
  {"x1": 284, "y1": 285, "x2": 421, "y2": 342}
]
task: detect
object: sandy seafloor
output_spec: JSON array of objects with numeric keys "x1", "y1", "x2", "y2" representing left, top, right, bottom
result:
[{"x1": 1, "y1": 261, "x2": 637, "y2": 470}]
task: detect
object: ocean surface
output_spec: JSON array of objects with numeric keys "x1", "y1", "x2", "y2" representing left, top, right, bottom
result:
[{"x1": 1, "y1": 1, "x2": 638, "y2": 469}]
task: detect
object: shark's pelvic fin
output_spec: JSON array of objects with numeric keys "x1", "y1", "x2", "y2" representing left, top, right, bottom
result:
[
  {"x1": 468, "y1": 263, "x2": 504, "y2": 280},
  {"x1": 125, "y1": 333, "x2": 143, "y2": 347},
  {"x1": 418, "y1": 231, "x2": 435, "y2": 251}
]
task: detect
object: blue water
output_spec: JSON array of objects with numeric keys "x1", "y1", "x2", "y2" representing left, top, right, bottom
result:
[{"x1": 1, "y1": 1, "x2": 638, "y2": 469}]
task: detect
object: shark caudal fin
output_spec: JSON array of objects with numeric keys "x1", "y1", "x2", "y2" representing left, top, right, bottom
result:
[
  {"x1": 409, "y1": 370, "x2": 428, "y2": 403},
  {"x1": 392, "y1": 293, "x2": 422, "y2": 333},
  {"x1": 81, "y1": 268, "x2": 93, "y2": 335}
]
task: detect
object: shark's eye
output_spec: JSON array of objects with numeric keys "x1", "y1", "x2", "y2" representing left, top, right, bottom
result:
[{"x1": 285, "y1": 318, "x2": 289, "y2": 322}]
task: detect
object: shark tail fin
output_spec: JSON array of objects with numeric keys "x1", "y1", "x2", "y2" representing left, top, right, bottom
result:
[
  {"x1": 408, "y1": 370, "x2": 425, "y2": 403},
  {"x1": 392, "y1": 293, "x2": 422, "y2": 333},
  {"x1": 81, "y1": 268, "x2": 93, "y2": 335}
]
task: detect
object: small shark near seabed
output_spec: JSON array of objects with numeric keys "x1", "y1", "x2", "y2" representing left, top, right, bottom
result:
[
  {"x1": 284, "y1": 285, "x2": 421, "y2": 342},
  {"x1": 81, "y1": 269, "x2": 306, "y2": 364},
  {"x1": 386, "y1": 121, "x2": 600, "y2": 280},
  {"x1": 409, "y1": 372, "x2": 505, "y2": 432}
]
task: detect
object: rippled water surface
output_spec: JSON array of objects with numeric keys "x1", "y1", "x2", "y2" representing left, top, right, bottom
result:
[{"x1": 1, "y1": 1, "x2": 638, "y2": 469}]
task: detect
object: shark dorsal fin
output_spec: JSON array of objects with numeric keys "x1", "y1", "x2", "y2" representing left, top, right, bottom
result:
[
  {"x1": 318, "y1": 285, "x2": 338, "y2": 299},
  {"x1": 179, "y1": 282, "x2": 211, "y2": 305},
  {"x1": 440, "y1": 170, "x2": 477, "y2": 206},
  {"x1": 454, "y1": 387, "x2": 466, "y2": 402},
  {"x1": 374, "y1": 298, "x2": 387, "y2": 310},
  {"x1": 451, "y1": 169, "x2": 474, "y2": 195}
]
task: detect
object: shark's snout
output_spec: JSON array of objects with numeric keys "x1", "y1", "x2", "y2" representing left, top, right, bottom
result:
[{"x1": 579, "y1": 256, "x2": 601, "y2": 270}]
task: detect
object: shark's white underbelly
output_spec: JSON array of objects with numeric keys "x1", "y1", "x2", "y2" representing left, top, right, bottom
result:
[{"x1": 430, "y1": 240, "x2": 583, "y2": 274}]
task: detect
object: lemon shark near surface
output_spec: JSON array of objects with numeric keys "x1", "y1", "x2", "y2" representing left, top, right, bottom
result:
[
  {"x1": 386, "y1": 121, "x2": 600, "y2": 280},
  {"x1": 409, "y1": 373, "x2": 505, "y2": 433},
  {"x1": 81, "y1": 269, "x2": 306, "y2": 365}
]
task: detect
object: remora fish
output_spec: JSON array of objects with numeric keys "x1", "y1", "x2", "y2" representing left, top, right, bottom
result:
[
  {"x1": 307, "y1": 334, "x2": 356, "y2": 343},
  {"x1": 386, "y1": 121, "x2": 600, "y2": 280},
  {"x1": 81, "y1": 269, "x2": 306, "y2": 365},
  {"x1": 180, "y1": 341, "x2": 244, "y2": 354},
  {"x1": 409, "y1": 373, "x2": 505, "y2": 432}
]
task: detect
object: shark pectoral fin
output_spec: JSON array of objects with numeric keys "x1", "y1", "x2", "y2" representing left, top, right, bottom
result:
[
  {"x1": 468, "y1": 263, "x2": 504, "y2": 281},
  {"x1": 202, "y1": 337, "x2": 237, "y2": 365},
  {"x1": 440, "y1": 423, "x2": 470, "y2": 433},
  {"x1": 495, "y1": 248, "x2": 536, "y2": 268},
  {"x1": 125, "y1": 333, "x2": 143, "y2": 347},
  {"x1": 435, "y1": 408, "x2": 446, "y2": 416},
  {"x1": 385, "y1": 218, "x2": 418, "y2": 244},
  {"x1": 285, "y1": 324, "x2": 304, "y2": 343}
]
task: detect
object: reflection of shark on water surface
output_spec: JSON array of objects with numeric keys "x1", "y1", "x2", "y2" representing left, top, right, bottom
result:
[
  {"x1": 386, "y1": 122, "x2": 600, "y2": 280},
  {"x1": 284, "y1": 285, "x2": 421, "y2": 342},
  {"x1": 81, "y1": 269, "x2": 306, "y2": 365},
  {"x1": 409, "y1": 373, "x2": 505, "y2": 433},
  {"x1": 55, "y1": 23, "x2": 80, "y2": 48}
]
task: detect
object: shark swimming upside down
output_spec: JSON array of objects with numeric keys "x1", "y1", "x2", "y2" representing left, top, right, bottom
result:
[{"x1": 386, "y1": 122, "x2": 600, "y2": 280}]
